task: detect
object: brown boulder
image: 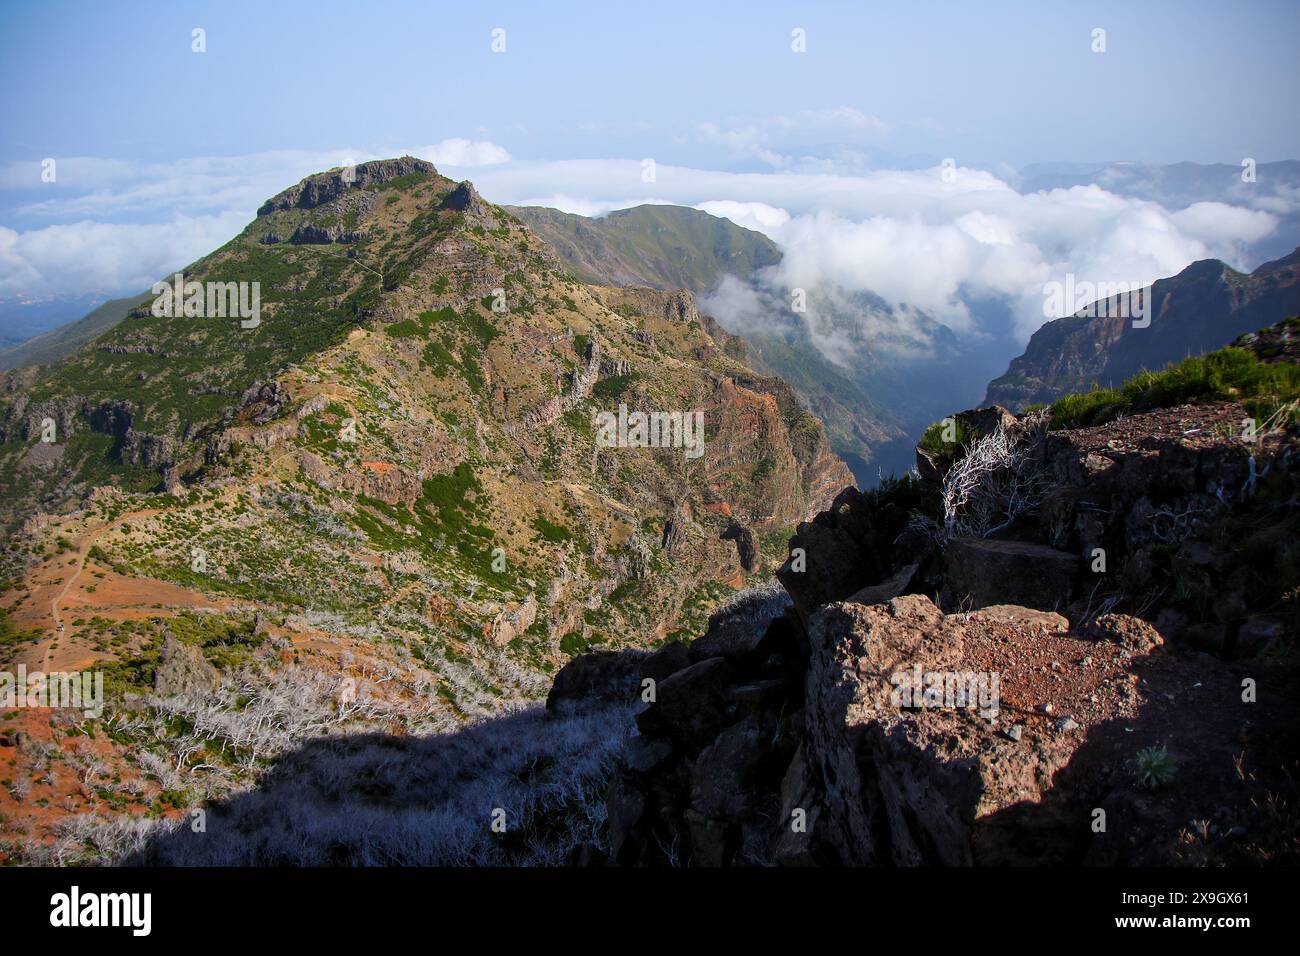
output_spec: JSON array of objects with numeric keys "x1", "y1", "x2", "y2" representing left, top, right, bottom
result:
[
  {"x1": 153, "y1": 635, "x2": 219, "y2": 696},
  {"x1": 803, "y1": 595, "x2": 984, "y2": 865}
]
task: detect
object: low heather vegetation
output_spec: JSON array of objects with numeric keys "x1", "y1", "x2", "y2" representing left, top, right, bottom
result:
[{"x1": 1047, "y1": 335, "x2": 1300, "y2": 430}]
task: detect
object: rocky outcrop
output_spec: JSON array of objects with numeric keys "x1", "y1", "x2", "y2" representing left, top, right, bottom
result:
[
  {"x1": 120, "y1": 430, "x2": 176, "y2": 468},
  {"x1": 10, "y1": 398, "x2": 76, "y2": 444},
  {"x1": 551, "y1": 334, "x2": 1300, "y2": 866},
  {"x1": 289, "y1": 224, "x2": 363, "y2": 244},
  {"x1": 257, "y1": 156, "x2": 438, "y2": 214},
  {"x1": 488, "y1": 595, "x2": 538, "y2": 648},
  {"x1": 777, "y1": 486, "x2": 933, "y2": 625},
  {"x1": 574, "y1": 573, "x2": 1298, "y2": 866},
  {"x1": 598, "y1": 287, "x2": 704, "y2": 328},
  {"x1": 85, "y1": 399, "x2": 134, "y2": 441},
  {"x1": 154, "y1": 635, "x2": 219, "y2": 696},
  {"x1": 661, "y1": 509, "x2": 689, "y2": 555},
  {"x1": 789, "y1": 594, "x2": 1298, "y2": 865},
  {"x1": 601, "y1": 604, "x2": 805, "y2": 866},
  {"x1": 719, "y1": 522, "x2": 759, "y2": 573},
  {"x1": 296, "y1": 451, "x2": 422, "y2": 506},
  {"x1": 237, "y1": 380, "x2": 292, "y2": 425},
  {"x1": 1235, "y1": 316, "x2": 1299, "y2": 364}
]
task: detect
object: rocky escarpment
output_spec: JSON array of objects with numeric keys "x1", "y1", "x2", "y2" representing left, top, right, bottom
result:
[
  {"x1": 585, "y1": 285, "x2": 853, "y2": 528},
  {"x1": 514, "y1": 204, "x2": 910, "y2": 487},
  {"x1": 0, "y1": 391, "x2": 177, "y2": 474},
  {"x1": 545, "y1": 324, "x2": 1300, "y2": 865},
  {"x1": 986, "y1": 249, "x2": 1300, "y2": 410},
  {"x1": 257, "y1": 156, "x2": 435, "y2": 214}
]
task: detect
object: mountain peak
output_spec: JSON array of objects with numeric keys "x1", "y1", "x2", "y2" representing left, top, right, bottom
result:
[{"x1": 257, "y1": 155, "x2": 440, "y2": 216}]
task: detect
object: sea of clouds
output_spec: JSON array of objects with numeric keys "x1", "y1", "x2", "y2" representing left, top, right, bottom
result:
[{"x1": 0, "y1": 138, "x2": 1292, "y2": 347}]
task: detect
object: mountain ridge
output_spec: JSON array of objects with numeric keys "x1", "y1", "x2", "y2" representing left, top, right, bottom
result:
[
  {"x1": 985, "y1": 247, "x2": 1300, "y2": 409},
  {"x1": 513, "y1": 203, "x2": 913, "y2": 484},
  {"x1": 0, "y1": 152, "x2": 850, "y2": 738}
]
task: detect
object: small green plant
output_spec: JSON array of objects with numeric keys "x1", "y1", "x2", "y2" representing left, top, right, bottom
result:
[
  {"x1": 1132, "y1": 744, "x2": 1177, "y2": 790},
  {"x1": 531, "y1": 515, "x2": 573, "y2": 543},
  {"x1": 591, "y1": 372, "x2": 639, "y2": 401},
  {"x1": 1048, "y1": 345, "x2": 1300, "y2": 430},
  {"x1": 917, "y1": 416, "x2": 971, "y2": 456}
]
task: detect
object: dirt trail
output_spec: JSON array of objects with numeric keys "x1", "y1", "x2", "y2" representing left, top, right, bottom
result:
[
  {"x1": 30, "y1": 499, "x2": 242, "y2": 671},
  {"x1": 25, "y1": 393, "x2": 360, "y2": 671},
  {"x1": 43, "y1": 508, "x2": 163, "y2": 670}
]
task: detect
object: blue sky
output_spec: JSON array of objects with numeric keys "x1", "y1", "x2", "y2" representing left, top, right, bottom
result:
[
  {"x1": 3, "y1": 0, "x2": 1296, "y2": 169},
  {"x1": 0, "y1": 0, "x2": 1296, "y2": 340}
]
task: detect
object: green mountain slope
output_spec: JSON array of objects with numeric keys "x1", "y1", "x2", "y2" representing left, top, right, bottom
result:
[
  {"x1": 0, "y1": 158, "x2": 855, "y2": 859},
  {"x1": 0, "y1": 294, "x2": 147, "y2": 371},
  {"x1": 513, "y1": 204, "x2": 907, "y2": 484},
  {"x1": 0, "y1": 154, "x2": 850, "y2": 700},
  {"x1": 510, "y1": 204, "x2": 782, "y2": 291}
]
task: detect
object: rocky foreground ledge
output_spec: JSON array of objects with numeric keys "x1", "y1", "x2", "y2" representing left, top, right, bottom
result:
[{"x1": 548, "y1": 334, "x2": 1300, "y2": 866}]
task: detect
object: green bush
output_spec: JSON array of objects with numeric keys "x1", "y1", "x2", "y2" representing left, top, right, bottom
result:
[
  {"x1": 384, "y1": 318, "x2": 424, "y2": 338},
  {"x1": 917, "y1": 416, "x2": 972, "y2": 456},
  {"x1": 1049, "y1": 346, "x2": 1300, "y2": 430},
  {"x1": 531, "y1": 516, "x2": 573, "y2": 543},
  {"x1": 592, "y1": 373, "x2": 638, "y2": 402}
]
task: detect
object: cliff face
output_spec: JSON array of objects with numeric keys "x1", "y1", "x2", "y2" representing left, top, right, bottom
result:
[
  {"x1": 986, "y1": 249, "x2": 1300, "y2": 410},
  {"x1": 544, "y1": 320, "x2": 1300, "y2": 867},
  {"x1": 514, "y1": 203, "x2": 910, "y2": 486},
  {"x1": 589, "y1": 285, "x2": 853, "y2": 525}
]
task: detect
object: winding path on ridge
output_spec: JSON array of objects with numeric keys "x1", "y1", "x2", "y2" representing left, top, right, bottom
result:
[
  {"x1": 29, "y1": 382, "x2": 368, "y2": 671},
  {"x1": 44, "y1": 507, "x2": 163, "y2": 670}
]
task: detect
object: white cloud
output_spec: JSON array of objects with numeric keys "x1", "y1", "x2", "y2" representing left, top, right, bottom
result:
[
  {"x1": 694, "y1": 200, "x2": 790, "y2": 233},
  {"x1": 467, "y1": 161, "x2": 1279, "y2": 340},
  {"x1": 416, "y1": 139, "x2": 511, "y2": 167},
  {"x1": 0, "y1": 212, "x2": 248, "y2": 298},
  {"x1": 694, "y1": 108, "x2": 889, "y2": 169},
  {"x1": 1170, "y1": 201, "x2": 1277, "y2": 245},
  {"x1": 0, "y1": 146, "x2": 1286, "y2": 346}
]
